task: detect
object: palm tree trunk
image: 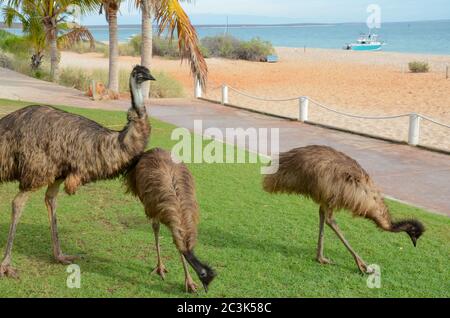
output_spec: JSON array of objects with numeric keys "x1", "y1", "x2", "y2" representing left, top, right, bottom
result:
[
  {"x1": 141, "y1": 0, "x2": 152, "y2": 100},
  {"x1": 107, "y1": 3, "x2": 120, "y2": 97},
  {"x1": 46, "y1": 20, "x2": 59, "y2": 82}
]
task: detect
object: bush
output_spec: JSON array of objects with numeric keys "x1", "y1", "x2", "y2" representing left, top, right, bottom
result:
[
  {"x1": 150, "y1": 71, "x2": 184, "y2": 98},
  {"x1": 201, "y1": 35, "x2": 240, "y2": 59},
  {"x1": 200, "y1": 35, "x2": 274, "y2": 61},
  {"x1": 408, "y1": 61, "x2": 430, "y2": 73},
  {"x1": 152, "y1": 37, "x2": 180, "y2": 59},
  {"x1": 0, "y1": 48, "x2": 50, "y2": 80},
  {"x1": 0, "y1": 30, "x2": 30, "y2": 59},
  {"x1": 67, "y1": 41, "x2": 108, "y2": 55},
  {"x1": 235, "y1": 38, "x2": 274, "y2": 61},
  {"x1": 0, "y1": 51, "x2": 14, "y2": 69},
  {"x1": 58, "y1": 67, "x2": 184, "y2": 98},
  {"x1": 59, "y1": 67, "x2": 129, "y2": 93}
]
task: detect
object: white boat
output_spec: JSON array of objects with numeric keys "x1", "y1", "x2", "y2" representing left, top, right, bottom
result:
[{"x1": 344, "y1": 33, "x2": 385, "y2": 51}]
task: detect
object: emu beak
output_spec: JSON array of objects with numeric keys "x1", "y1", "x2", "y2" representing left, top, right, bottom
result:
[
  {"x1": 411, "y1": 236, "x2": 417, "y2": 247},
  {"x1": 202, "y1": 282, "x2": 208, "y2": 293},
  {"x1": 143, "y1": 72, "x2": 156, "y2": 81}
]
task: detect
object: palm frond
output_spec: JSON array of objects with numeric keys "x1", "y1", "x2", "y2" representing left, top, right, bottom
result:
[
  {"x1": 57, "y1": 26, "x2": 95, "y2": 50},
  {"x1": 153, "y1": 0, "x2": 207, "y2": 88}
]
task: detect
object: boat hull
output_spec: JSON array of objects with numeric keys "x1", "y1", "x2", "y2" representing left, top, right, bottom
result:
[{"x1": 350, "y1": 44, "x2": 382, "y2": 51}]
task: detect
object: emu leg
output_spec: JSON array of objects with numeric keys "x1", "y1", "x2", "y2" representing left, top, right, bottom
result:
[
  {"x1": 46, "y1": 180, "x2": 79, "y2": 265},
  {"x1": 316, "y1": 206, "x2": 332, "y2": 265},
  {"x1": 0, "y1": 191, "x2": 30, "y2": 278},
  {"x1": 151, "y1": 221, "x2": 168, "y2": 279},
  {"x1": 325, "y1": 214, "x2": 369, "y2": 274},
  {"x1": 180, "y1": 252, "x2": 198, "y2": 293}
]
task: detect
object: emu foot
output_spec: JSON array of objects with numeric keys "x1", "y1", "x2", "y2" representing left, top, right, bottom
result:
[
  {"x1": 0, "y1": 264, "x2": 19, "y2": 278},
  {"x1": 355, "y1": 258, "x2": 372, "y2": 274},
  {"x1": 316, "y1": 256, "x2": 333, "y2": 265},
  {"x1": 55, "y1": 254, "x2": 80, "y2": 265},
  {"x1": 152, "y1": 264, "x2": 168, "y2": 280},
  {"x1": 185, "y1": 277, "x2": 198, "y2": 293}
]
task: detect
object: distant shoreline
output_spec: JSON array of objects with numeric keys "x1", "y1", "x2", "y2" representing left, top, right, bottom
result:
[
  {"x1": 2, "y1": 19, "x2": 450, "y2": 29},
  {"x1": 84, "y1": 19, "x2": 450, "y2": 28}
]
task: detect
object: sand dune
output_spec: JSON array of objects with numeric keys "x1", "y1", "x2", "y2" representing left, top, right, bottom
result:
[{"x1": 60, "y1": 48, "x2": 450, "y2": 151}]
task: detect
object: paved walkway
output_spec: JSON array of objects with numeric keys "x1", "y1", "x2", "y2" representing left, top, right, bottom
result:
[{"x1": 0, "y1": 67, "x2": 449, "y2": 216}]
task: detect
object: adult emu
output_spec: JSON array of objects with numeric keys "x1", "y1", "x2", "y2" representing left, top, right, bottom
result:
[
  {"x1": 263, "y1": 145, "x2": 424, "y2": 273},
  {"x1": 0, "y1": 65, "x2": 154, "y2": 278},
  {"x1": 125, "y1": 148, "x2": 216, "y2": 293}
]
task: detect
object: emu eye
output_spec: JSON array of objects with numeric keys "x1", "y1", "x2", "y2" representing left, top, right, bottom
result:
[{"x1": 200, "y1": 270, "x2": 207, "y2": 278}]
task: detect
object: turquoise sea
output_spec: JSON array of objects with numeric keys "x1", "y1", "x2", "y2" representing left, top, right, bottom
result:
[{"x1": 5, "y1": 20, "x2": 450, "y2": 55}]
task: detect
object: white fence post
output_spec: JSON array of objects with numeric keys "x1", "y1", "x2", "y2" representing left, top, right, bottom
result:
[
  {"x1": 221, "y1": 85, "x2": 229, "y2": 105},
  {"x1": 299, "y1": 96, "x2": 309, "y2": 122},
  {"x1": 194, "y1": 77, "x2": 202, "y2": 98},
  {"x1": 408, "y1": 113, "x2": 421, "y2": 146}
]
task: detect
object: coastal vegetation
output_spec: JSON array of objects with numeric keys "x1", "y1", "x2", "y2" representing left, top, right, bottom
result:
[
  {"x1": 201, "y1": 35, "x2": 275, "y2": 61},
  {"x1": 2, "y1": 0, "x2": 98, "y2": 82},
  {"x1": 408, "y1": 61, "x2": 430, "y2": 73},
  {"x1": 100, "y1": 0, "x2": 206, "y2": 96},
  {"x1": 0, "y1": 30, "x2": 184, "y2": 98},
  {"x1": 1, "y1": 0, "x2": 204, "y2": 98},
  {"x1": 107, "y1": 34, "x2": 275, "y2": 62},
  {"x1": 59, "y1": 67, "x2": 184, "y2": 98}
]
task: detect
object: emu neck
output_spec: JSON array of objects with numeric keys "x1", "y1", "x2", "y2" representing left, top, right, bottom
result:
[
  {"x1": 130, "y1": 78, "x2": 145, "y2": 112},
  {"x1": 390, "y1": 221, "x2": 411, "y2": 233},
  {"x1": 119, "y1": 109, "x2": 150, "y2": 158}
]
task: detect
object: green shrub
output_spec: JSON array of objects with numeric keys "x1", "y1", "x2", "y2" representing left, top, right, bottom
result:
[
  {"x1": 200, "y1": 35, "x2": 274, "y2": 61},
  {"x1": 58, "y1": 67, "x2": 184, "y2": 98},
  {"x1": 0, "y1": 30, "x2": 30, "y2": 58},
  {"x1": 201, "y1": 35, "x2": 239, "y2": 59},
  {"x1": 150, "y1": 71, "x2": 184, "y2": 98},
  {"x1": 152, "y1": 37, "x2": 180, "y2": 59},
  {"x1": 118, "y1": 42, "x2": 138, "y2": 57},
  {"x1": 129, "y1": 34, "x2": 142, "y2": 55},
  {"x1": 0, "y1": 48, "x2": 50, "y2": 80},
  {"x1": 68, "y1": 41, "x2": 107, "y2": 55},
  {"x1": 408, "y1": 61, "x2": 430, "y2": 73},
  {"x1": 235, "y1": 37, "x2": 274, "y2": 61},
  {"x1": 0, "y1": 51, "x2": 14, "y2": 69}
]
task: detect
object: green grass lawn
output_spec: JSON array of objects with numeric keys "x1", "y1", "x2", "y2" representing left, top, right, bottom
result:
[{"x1": 0, "y1": 98, "x2": 449, "y2": 297}]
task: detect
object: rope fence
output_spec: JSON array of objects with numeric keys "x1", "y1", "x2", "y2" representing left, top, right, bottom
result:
[{"x1": 195, "y1": 78, "x2": 450, "y2": 147}]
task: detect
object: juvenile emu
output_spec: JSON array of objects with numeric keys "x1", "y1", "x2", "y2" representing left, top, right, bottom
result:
[
  {"x1": 263, "y1": 145, "x2": 424, "y2": 273},
  {"x1": 0, "y1": 65, "x2": 154, "y2": 278},
  {"x1": 125, "y1": 148, "x2": 216, "y2": 293}
]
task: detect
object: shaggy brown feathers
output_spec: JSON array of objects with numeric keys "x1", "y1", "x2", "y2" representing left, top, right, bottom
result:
[
  {"x1": 0, "y1": 65, "x2": 154, "y2": 278},
  {"x1": 264, "y1": 145, "x2": 394, "y2": 230},
  {"x1": 263, "y1": 145, "x2": 424, "y2": 273},
  {"x1": 0, "y1": 105, "x2": 150, "y2": 194},
  {"x1": 125, "y1": 148, "x2": 216, "y2": 292},
  {"x1": 126, "y1": 147, "x2": 198, "y2": 252}
]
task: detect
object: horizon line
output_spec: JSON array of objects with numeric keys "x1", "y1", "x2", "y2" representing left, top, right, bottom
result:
[{"x1": 83, "y1": 18, "x2": 450, "y2": 28}]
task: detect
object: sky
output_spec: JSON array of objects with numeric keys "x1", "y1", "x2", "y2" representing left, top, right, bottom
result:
[{"x1": 80, "y1": 0, "x2": 450, "y2": 26}]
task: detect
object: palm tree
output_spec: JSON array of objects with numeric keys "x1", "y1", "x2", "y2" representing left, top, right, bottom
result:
[
  {"x1": 102, "y1": 0, "x2": 207, "y2": 98},
  {"x1": 153, "y1": 0, "x2": 207, "y2": 89},
  {"x1": 2, "y1": 4, "x2": 95, "y2": 71},
  {"x1": 137, "y1": 0, "x2": 152, "y2": 100},
  {"x1": 4, "y1": 0, "x2": 98, "y2": 82},
  {"x1": 100, "y1": 0, "x2": 120, "y2": 97}
]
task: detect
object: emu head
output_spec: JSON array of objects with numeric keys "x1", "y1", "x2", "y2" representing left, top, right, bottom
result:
[
  {"x1": 198, "y1": 263, "x2": 217, "y2": 293},
  {"x1": 129, "y1": 65, "x2": 155, "y2": 112},
  {"x1": 393, "y1": 219, "x2": 425, "y2": 247},
  {"x1": 405, "y1": 220, "x2": 425, "y2": 247}
]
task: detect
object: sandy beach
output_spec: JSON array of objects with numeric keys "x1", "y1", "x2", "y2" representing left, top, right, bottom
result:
[{"x1": 60, "y1": 47, "x2": 450, "y2": 151}]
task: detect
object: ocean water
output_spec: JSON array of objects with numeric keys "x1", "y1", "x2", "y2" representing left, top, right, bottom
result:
[{"x1": 5, "y1": 20, "x2": 450, "y2": 55}]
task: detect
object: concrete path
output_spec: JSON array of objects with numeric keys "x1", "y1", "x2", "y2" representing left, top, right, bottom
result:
[{"x1": 0, "y1": 67, "x2": 449, "y2": 216}]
